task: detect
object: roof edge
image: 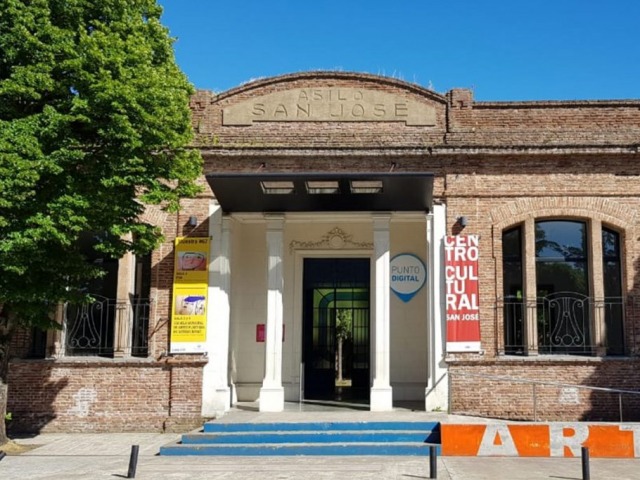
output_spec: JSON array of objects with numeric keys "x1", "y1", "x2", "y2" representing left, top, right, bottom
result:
[
  {"x1": 475, "y1": 99, "x2": 640, "y2": 108},
  {"x1": 206, "y1": 71, "x2": 448, "y2": 104}
]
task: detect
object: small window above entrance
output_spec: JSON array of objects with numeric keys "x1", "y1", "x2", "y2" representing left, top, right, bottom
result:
[
  {"x1": 306, "y1": 180, "x2": 340, "y2": 194},
  {"x1": 350, "y1": 180, "x2": 383, "y2": 194},
  {"x1": 260, "y1": 181, "x2": 295, "y2": 194}
]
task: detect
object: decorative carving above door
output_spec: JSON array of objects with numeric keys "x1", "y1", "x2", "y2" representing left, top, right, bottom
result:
[{"x1": 289, "y1": 227, "x2": 372, "y2": 253}]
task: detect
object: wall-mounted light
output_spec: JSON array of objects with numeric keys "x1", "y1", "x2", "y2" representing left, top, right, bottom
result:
[
  {"x1": 188, "y1": 215, "x2": 198, "y2": 227},
  {"x1": 457, "y1": 216, "x2": 468, "y2": 227}
]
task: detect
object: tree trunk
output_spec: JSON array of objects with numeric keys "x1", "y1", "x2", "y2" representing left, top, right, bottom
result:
[
  {"x1": 337, "y1": 338, "x2": 343, "y2": 382},
  {"x1": 0, "y1": 311, "x2": 15, "y2": 446},
  {"x1": 0, "y1": 344, "x2": 11, "y2": 446},
  {"x1": 0, "y1": 375, "x2": 8, "y2": 446}
]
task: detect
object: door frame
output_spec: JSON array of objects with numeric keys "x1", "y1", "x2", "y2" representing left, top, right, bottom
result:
[
  {"x1": 301, "y1": 257, "x2": 371, "y2": 402},
  {"x1": 292, "y1": 249, "x2": 373, "y2": 403}
]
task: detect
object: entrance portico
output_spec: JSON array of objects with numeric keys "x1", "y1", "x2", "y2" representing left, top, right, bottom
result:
[{"x1": 202, "y1": 172, "x2": 446, "y2": 414}]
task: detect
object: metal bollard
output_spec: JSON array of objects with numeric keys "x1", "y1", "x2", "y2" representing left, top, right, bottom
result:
[
  {"x1": 581, "y1": 446, "x2": 590, "y2": 480},
  {"x1": 127, "y1": 445, "x2": 139, "y2": 479},
  {"x1": 429, "y1": 445, "x2": 437, "y2": 479}
]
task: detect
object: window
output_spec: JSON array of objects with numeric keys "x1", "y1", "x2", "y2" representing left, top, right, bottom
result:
[
  {"x1": 603, "y1": 227, "x2": 624, "y2": 355},
  {"x1": 59, "y1": 233, "x2": 151, "y2": 358},
  {"x1": 502, "y1": 227, "x2": 523, "y2": 354},
  {"x1": 535, "y1": 220, "x2": 590, "y2": 354},
  {"x1": 502, "y1": 220, "x2": 624, "y2": 356}
]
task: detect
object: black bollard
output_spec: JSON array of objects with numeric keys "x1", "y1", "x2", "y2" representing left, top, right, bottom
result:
[
  {"x1": 581, "y1": 446, "x2": 590, "y2": 480},
  {"x1": 0, "y1": 450, "x2": 5, "y2": 461},
  {"x1": 127, "y1": 444, "x2": 139, "y2": 479},
  {"x1": 429, "y1": 445, "x2": 437, "y2": 479}
]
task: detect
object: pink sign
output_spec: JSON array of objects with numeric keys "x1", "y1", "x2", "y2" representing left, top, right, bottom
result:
[
  {"x1": 445, "y1": 235, "x2": 481, "y2": 352},
  {"x1": 256, "y1": 324, "x2": 285, "y2": 342},
  {"x1": 256, "y1": 324, "x2": 266, "y2": 342}
]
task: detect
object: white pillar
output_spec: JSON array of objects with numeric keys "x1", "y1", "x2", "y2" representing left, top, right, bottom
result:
[
  {"x1": 259, "y1": 215, "x2": 285, "y2": 412},
  {"x1": 201, "y1": 203, "x2": 232, "y2": 416},
  {"x1": 371, "y1": 214, "x2": 393, "y2": 411},
  {"x1": 425, "y1": 204, "x2": 449, "y2": 411}
]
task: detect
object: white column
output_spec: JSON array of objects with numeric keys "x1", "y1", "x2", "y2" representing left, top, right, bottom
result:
[
  {"x1": 259, "y1": 215, "x2": 285, "y2": 412},
  {"x1": 201, "y1": 203, "x2": 232, "y2": 416},
  {"x1": 371, "y1": 214, "x2": 393, "y2": 411},
  {"x1": 425, "y1": 203, "x2": 449, "y2": 411}
]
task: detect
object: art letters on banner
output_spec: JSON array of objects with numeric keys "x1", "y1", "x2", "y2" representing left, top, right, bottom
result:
[{"x1": 445, "y1": 234, "x2": 481, "y2": 352}]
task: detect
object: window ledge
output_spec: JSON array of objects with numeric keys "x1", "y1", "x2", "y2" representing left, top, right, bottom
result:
[
  {"x1": 10, "y1": 355, "x2": 208, "y2": 367},
  {"x1": 447, "y1": 354, "x2": 638, "y2": 365},
  {"x1": 498, "y1": 354, "x2": 636, "y2": 362}
]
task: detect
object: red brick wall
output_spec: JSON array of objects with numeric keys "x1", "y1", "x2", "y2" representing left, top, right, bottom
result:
[
  {"x1": 7, "y1": 359, "x2": 205, "y2": 433},
  {"x1": 449, "y1": 361, "x2": 640, "y2": 422},
  {"x1": 447, "y1": 99, "x2": 640, "y2": 145}
]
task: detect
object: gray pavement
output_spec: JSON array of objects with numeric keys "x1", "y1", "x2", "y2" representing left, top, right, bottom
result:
[
  {"x1": 1, "y1": 406, "x2": 639, "y2": 479},
  {"x1": 1, "y1": 432, "x2": 639, "y2": 479}
]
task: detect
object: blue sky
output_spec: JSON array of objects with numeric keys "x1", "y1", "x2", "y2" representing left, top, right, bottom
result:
[{"x1": 158, "y1": 1, "x2": 640, "y2": 101}]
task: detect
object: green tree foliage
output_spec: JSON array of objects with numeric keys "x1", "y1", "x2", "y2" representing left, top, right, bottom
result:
[
  {"x1": 0, "y1": 0, "x2": 202, "y2": 444},
  {"x1": 335, "y1": 308, "x2": 352, "y2": 382}
]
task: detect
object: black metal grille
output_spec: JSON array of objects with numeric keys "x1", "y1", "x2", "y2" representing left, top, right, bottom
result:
[
  {"x1": 499, "y1": 293, "x2": 629, "y2": 356},
  {"x1": 64, "y1": 295, "x2": 150, "y2": 357}
]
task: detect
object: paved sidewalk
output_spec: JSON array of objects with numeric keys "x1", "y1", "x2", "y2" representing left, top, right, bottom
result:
[{"x1": 1, "y1": 432, "x2": 639, "y2": 479}]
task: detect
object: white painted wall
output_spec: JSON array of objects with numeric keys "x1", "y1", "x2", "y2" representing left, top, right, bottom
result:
[
  {"x1": 228, "y1": 215, "x2": 430, "y2": 404},
  {"x1": 390, "y1": 220, "x2": 429, "y2": 401},
  {"x1": 230, "y1": 221, "x2": 267, "y2": 400}
]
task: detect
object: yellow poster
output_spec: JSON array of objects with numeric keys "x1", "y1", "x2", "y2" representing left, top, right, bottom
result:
[{"x1": 170, "y1": 237, "x2": 210, "y2": 353}]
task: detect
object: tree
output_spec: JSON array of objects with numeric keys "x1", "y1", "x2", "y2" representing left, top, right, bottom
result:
[
  {"x1": 335, "y1": 308, "x2": 352, "y2": 383},
  {"x1": 0, "y1": 0, "x2": 202, "y2": 444}
]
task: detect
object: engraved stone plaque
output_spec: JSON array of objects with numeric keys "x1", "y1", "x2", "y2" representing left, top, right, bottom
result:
[{"x1": 223, "y1": 88, "x2": 436, "y2": 126}]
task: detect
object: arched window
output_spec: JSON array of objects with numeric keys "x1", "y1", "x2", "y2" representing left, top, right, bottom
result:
[{"x1": 502, "y1": 220, "x2": 625, "y2": 356}]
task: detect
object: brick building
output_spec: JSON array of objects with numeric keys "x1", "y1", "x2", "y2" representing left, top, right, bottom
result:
[{"x1": 8, "y1": 71, "x2": 640, "y2": 432}]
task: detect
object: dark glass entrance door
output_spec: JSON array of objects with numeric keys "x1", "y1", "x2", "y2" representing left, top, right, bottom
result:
[{"x1": 303, "y1": 258, "x2": 370, "y2": 402}]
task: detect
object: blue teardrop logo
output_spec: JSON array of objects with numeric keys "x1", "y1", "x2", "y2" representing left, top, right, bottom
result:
[{"x1": 390, "y1": 254, "x2": 427, "y2": 303}]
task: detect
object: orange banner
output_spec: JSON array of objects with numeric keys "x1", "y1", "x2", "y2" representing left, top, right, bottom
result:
[{"x1": 441, "y1": 424, "x2": 639, "y2": 458}]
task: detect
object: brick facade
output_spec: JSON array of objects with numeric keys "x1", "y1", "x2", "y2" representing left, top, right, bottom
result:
[
  {"x1": 7, "y1": 359, "x2": 205, "y2": 433},
  {"x1": 8, "y1": 71, "x2": 640, "y2": 431}
]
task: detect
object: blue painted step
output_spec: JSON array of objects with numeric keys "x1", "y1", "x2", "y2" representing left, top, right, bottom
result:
[
  {"x1": 203, "y1": 421, "x2": 439, "y2": 433},
  {"x1": 181, "y1": 431, "x2": 436, "y2": 444},
  {"x1": 160, "y1": 421, "x2": 442, "y2": 456},
  {"x1": 160, "y1": 442, "x2": 441, "y2": 456}
]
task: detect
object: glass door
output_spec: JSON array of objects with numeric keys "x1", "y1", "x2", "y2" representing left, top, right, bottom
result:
[{"x1": 303, "y1": 258, "x2": 370, "y2": 402}]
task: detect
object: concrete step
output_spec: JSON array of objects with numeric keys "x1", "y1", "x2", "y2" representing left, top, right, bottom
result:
[{"x1": 160, "y1": 421, "x2": 441, "y2": 456}]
